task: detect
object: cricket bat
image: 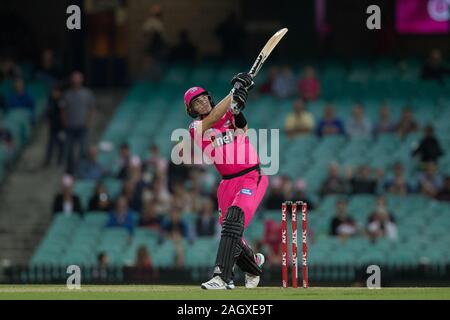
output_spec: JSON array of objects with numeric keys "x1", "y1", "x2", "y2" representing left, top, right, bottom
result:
[
  {"x1": 230, "y1": 27, "x2": 288, "y2": 111},
  {"x1": 248, "y1": 27, "x2": 288, "y2": 78}
]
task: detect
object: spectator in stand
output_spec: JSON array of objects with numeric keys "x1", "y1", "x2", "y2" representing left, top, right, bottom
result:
[
  {"x1": 88, "y1": 181, "x2": 112, "y2": 212},
  {"x1": 374, "y1": 103, "x2": 396, "y2": 135},
  {"x1": 215, "y1": 12, "x2": 245, "y2": 59},
  {"x1": 173, "y1": 231, "x2": 186, "y2": 268},
  {"x1": 412, "y1": 125, "x2": 443, "y2": 165},
  {"x1": 195, "y1": 198, "x2": 219, "y2": 238},
  {"x1": 396, "y1": 107, "x2": 419, "y2": 139},
  {"x1": 366, "y1": 197, "x2": 398, "y2": 242},
  {"x1": 264, "y1": 176, "x2": 286, "y2": 210},
  {"x1": 92, "y1": 252, "x2": 109, "y2": 281},
  {"x1": 142, "y1": 4, "x2": 168, "y2": 61},
  {"x1": 143, "y1": 144, "x2": 168, "y2": 182},
  {"x1": 172, "y1": 181, "x2": 193, "y2": 213},
  {"x1": 436, "y1": 176, "x2": 450, "y2": 203},
  {"x1": 116, "y1": 143, "x2": 132, "y2": 180},
  {"x1": 168, "y1": 151, "x2": 191, "y2": 193},
  {"x1": 293, "y1": 178, "x2": 316, "y2": 211},
  {"x1": 76, "y1": 145, "x2": 104, "y2": 180},
  {"x1": 346, "y1": 103, "x2": 373, "y2": 139},
  {"x1": 135, "y1": 245, "x2": 153, "y2": 268},
  {"x1": 170, "y1": 29, "x2": 197, "y2": 62},
  {"x1": 272, "y1": 65, "x2": 296, "y2": 99},
  {"x1": 187, "y1": 179, "x2": 206, "y2": 214},
  {"x1": 319, "y1": 162, "x2": 350, "y2": 196},
  {"x1": 43, "y1": 85, "x2": 65, "y2": 167},
  {"x1": 61, "y1": 71, "x2": 96, "y2": 174},
  {"x1": 348, "y1": 165, "x2": 381, "y2": 195},
  {"x1": 35, "y1": 49, "x2": 62, "y2": 87},
  {"x1": 148, "y1": 176, "x2": 172, "y2": 215},
  {"x1": 259, "y1": 67, "x2": 278, "y2": 95},
  {"x1": 330, "y1": 199, "x2": 357, "y2": 239},
  {"x1": 421, "y1": 48, "x2": 450, "y2": 83},
  {"x1": 0, "y1": 115, "x2": 15, "y2": 164},
  {"x1": 298, "y1": 65, "x2": 321, "y2": 101},
  {"x1": 120, "y1": 179, "x2": 135, "y2": 208},
  {"x1": 139, "y1": 200, "x2": 162, "y2": 230},
  {"x1": 52, "y1": 174, "x2": 83, "y2": 216},
  {"x1": 0, "y1": 57, "x2": 21, "y2": 82},
  {"x1": 261, "y1": 219, "x2": 282, "y2": 267},
  {"x1": 316, "y1": 104, "x2": 345, "y2": 137},
  {"x1": 417, "y1": 162, "x2": 443, "y2": 197},
  {"x1": 383, "y1": 162, "x2": 414, "y2": 195},
  {"x1": 280, "y1": 176, "x2": 295, "y2": 200},
  {"x1": 105, "y1": 195, "x2": 136, "y2": 235},
  {"x1": 126, "y1": 156, "x2": 149, "y2": 213},
  {"x1": 284, "y1": 98, "x2": 315, "y2": 138},
  {"x1": 6, "y1": 78, "x2": 35, "y2": 121},
  {"x1": 161, "y1": 206, "x2": 189, "y2": 239}
]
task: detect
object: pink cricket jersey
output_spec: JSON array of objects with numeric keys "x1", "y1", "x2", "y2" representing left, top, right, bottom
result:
[{"x1": 188, "y1": 110, "x2": 260, "y2": 176}]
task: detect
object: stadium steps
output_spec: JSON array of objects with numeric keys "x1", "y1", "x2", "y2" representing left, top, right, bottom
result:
[{"x1": 0, "y1": 120, "x2": 63, "y2": 267}]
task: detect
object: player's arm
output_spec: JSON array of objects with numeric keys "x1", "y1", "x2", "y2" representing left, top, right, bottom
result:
[
  {"x1": 200, "y1": 73, "x2": 253, "y2": 133},
  {"x1": 199, "y1": 93, "x2": 232, "y2": 133}
]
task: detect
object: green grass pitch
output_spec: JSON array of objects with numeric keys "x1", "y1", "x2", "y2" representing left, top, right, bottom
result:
[{"x1": 0, "y1": 285, "x2": 449, "y2": 300}]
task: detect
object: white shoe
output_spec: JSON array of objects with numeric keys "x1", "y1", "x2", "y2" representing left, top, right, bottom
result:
[
  {"x1": 245, "y1": 253, "x2": 265, "y2": 288},
  {"x1": 201, "y1": 275, "x2": 232, "y2": 290}
]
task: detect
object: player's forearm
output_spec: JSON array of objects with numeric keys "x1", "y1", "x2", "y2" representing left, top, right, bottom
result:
[
  {"x1": 201, "y1": 93, "x2": 231, "y2": 132},
  {"x1": 210, "y1": 93, "x2": 232, "y2": 121}
]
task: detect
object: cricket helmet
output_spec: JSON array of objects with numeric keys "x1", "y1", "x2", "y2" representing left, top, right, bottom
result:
[{"x1": 184, "y1": 86, "x2": 214, "y2": 118}]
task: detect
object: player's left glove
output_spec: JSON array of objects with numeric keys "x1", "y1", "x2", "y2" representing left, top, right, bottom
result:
[
  {"x1": 231, "y1": 72, "x2": 255, "y2": 91},
  {"x1": 230, "y1": 86, "x2": 248, "y2": 115}
]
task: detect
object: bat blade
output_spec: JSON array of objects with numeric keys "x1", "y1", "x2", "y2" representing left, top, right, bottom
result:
[{"x1": 248, "y1": 27, "x2": 288, "y2": 78}]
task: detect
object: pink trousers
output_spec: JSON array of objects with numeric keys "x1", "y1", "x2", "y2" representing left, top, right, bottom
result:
[{"x1": 217, "y1": 169, "x2": 269, "y2": 229}]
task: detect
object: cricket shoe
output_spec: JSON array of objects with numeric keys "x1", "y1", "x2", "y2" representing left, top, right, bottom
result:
[
  {"x1": 226, "y1": 280, "x2": 235, "y2": 290},
  {"x1": 245, "y1": 253, "x2": 265, "y2": 289},
  {"x1": 201, "y1": 275, "x2": 233, "y2": 290}
]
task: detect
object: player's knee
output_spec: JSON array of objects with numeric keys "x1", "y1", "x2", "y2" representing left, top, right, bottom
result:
[{"x1": 222, "y1": 206, "x2": 245, "y2": 238}]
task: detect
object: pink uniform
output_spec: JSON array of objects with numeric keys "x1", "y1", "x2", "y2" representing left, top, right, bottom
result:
[{"x1": 189, "y1": 110, "x2": 268, "y2": 228}]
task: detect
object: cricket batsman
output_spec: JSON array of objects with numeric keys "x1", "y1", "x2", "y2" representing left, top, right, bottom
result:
[{"x1": 184, "y1": 72, "x2": 269, "y2": 289}]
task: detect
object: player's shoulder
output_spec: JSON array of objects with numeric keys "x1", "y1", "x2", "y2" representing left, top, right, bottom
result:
[{"x1": 189, "y1": 120, "x2": 202, "y2": 132}]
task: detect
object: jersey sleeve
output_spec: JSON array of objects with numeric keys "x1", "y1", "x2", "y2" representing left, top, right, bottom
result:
[{"x1": 189, "y1": 120, "x2": 202, "y2": 138}]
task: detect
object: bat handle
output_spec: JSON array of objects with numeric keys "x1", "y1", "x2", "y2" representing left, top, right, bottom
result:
[{"x1": 230, "y1": 82, "x2": 243, "y2": 114}]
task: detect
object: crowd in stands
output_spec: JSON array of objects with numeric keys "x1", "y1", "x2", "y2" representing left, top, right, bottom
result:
[
  {"x1": 0, "y1": 49, "x2": 97, "y2": 176},
  {"x1": 46, "y1": 47, "x2": 450, "y2": 270},
  {"x1": 51, "y1": 141, "x2": 221, "y2": 270},
  {"x1": 259, "y1": 65, "x2": 321, "y2": 100},
  {"x1": 282, "y1": 98, "x2": 440, "y2": 141}
]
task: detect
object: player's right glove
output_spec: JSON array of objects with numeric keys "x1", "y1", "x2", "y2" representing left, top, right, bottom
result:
[
  {"x1": 231, "y1": 72, "x2": 255, "y2": 91},
  {"x1": 230, "y1": 86, "x2": 248, "y2": 115}
]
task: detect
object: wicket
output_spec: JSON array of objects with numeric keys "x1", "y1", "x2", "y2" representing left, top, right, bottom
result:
[{"x1": 281, "y1": 201, "x2": 308, "y2": 288}]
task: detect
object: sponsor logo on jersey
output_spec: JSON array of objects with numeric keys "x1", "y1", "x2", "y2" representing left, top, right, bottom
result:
[
  {"x1": 240, "y1": 188, "x2": 253, "y2": 196},
  {"x1": 211, "y1": 130, "x2": 234, "y2": 148},
  {"x1": 224, "y1": 120, "x2": 232, "y2": 128}
]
